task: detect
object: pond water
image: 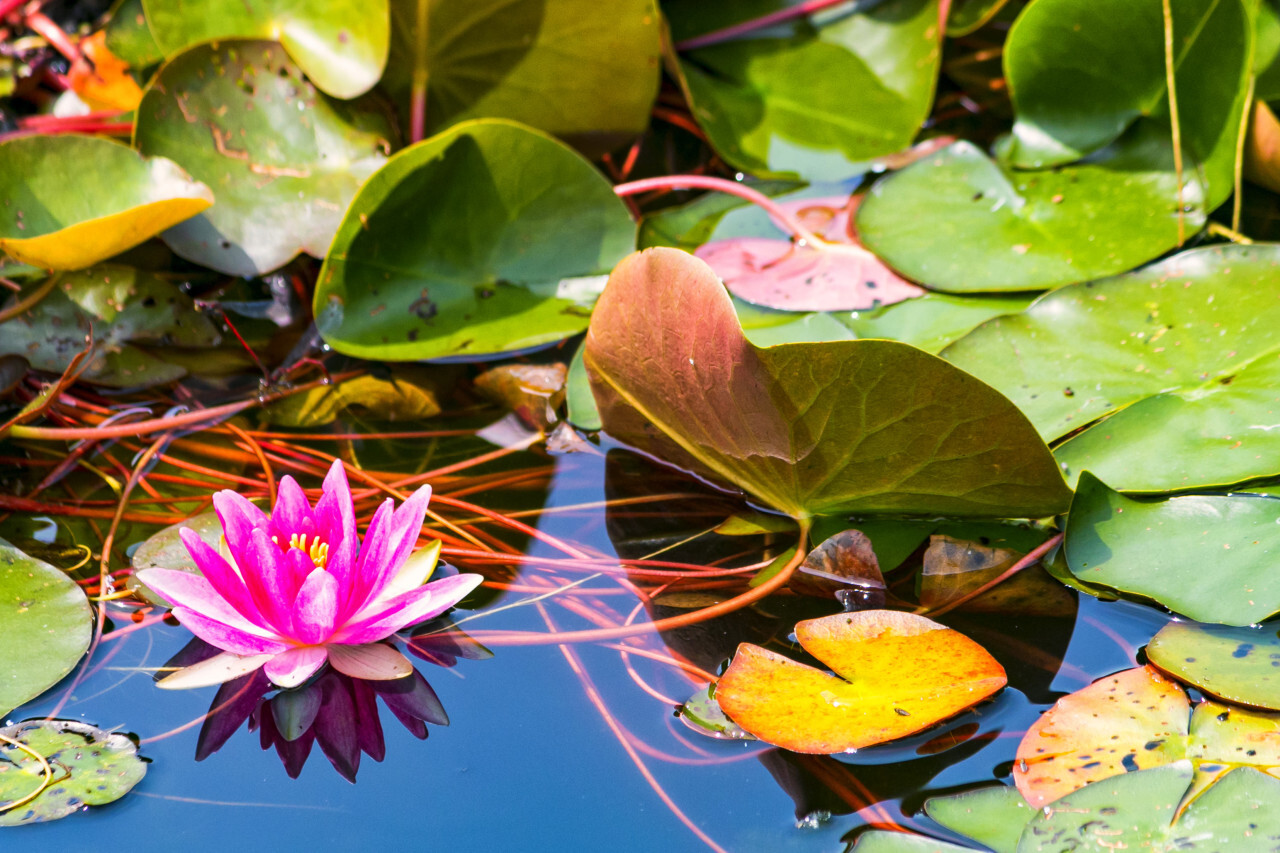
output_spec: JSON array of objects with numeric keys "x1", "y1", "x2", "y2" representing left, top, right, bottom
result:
[{"x1": 7, "y1": 436, "x2": 1176, "y2": 852}]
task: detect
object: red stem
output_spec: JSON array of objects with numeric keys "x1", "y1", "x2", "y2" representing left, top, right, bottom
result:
[
  {"x1": 613, "y1": 175, "x2": 821, "y2": 244},
  {"x1": 675, "y1": 0, "x2": 852, "y2": 51},
  {"x1": 24, "y1": 11, "x2": 81, "y2": 63}
]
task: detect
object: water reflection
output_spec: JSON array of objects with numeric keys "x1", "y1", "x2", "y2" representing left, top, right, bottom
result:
[{"x1": 167, "y1": 631, "x2": 484, "y2": 782}]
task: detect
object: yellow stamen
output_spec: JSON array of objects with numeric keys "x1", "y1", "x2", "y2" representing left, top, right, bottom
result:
[{"x1": 271, "y1": 532, "x2": 328, "y2": 569}]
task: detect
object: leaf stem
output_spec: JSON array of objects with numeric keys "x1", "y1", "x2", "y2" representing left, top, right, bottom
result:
[
  {"x1": 613, "y1": 175, "x2": 824, "y2": 245},
  {"x1": 1161, "y1": 0, "x2": 1186, "y2": 245},
  {"x1": 0, "y1": 273, "x2": 59, "y2": 324},
  {"x1": 409, "y1": 0, "x2": 429, "y2": 143}
]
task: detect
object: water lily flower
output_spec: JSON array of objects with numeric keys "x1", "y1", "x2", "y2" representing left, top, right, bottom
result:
[{"x1": 137, "y1": 459, "x2": 482, "y2": 690}]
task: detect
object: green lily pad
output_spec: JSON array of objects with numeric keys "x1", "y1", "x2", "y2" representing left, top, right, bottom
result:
[
  {"x1": 1148, "y1": 621, "x2": 1280, "y2": 710},
  {"x1": 1064, "y1": 472, "x2": 1280, "y2": 625},
  {"x1": 856, "y1": 126, "x2": 1212, "y2": 293},
  {"x1": 946, "y1": 0, "x2": 1016, "y2": 36},
  {"x1": 585, "y1": 248, "x2": 1071, "y2": 518},
  {"x1": 134, "y1": 40, "x2": 394, "y2": 276},
  {"x1": 1003, "y1": 0, "x2": 1250, "y2": 169},
  {"x1": 104, "y1": 0, "x2": 164, "y2": 69},
  {"x1": 679, "y1": 683, "x2": 753, "y2": 740},
  {"x1": 0, "y1": 720, "x2": 146, "y2": 825},
  {"x1": 0, "y1": 540, "x2": 92, "y2": 719},
  {"x1": 943, "y1": 244, "x2": 1280, "y2": 451},
  {"x1": 853, "y1": 834, "x2": 973, "y2": 852},
  {"x1": 565, "y1": 340, "x2": 602, "y2": 431},
  {"x1": 383, "y1": 0, "x2": 660, "y2": 146},
  {"x1": 141, "y1": 0, "x2": 388, "y2": 99},
  {"x1": 668, "y1": 0, "x2": 945, "y2": 179},
  {"x1": 845, "y1": 293, "x2": 1035, "y2": 354},
  {"x1": 925, "y1": 785, "x2": 1030, "y2": 853},
  {"x1": 314, "y1": 119, "x2": 635, "y2": 361},
  {"x1": 0, "y1": 135, "x2": 212, "y2": 271},
  {"x1": 0, "y1": 266, "x2": 220, "y2": 388}
]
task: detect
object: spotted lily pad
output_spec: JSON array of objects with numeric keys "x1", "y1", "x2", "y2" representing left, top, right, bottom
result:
[
  {"x1": 0, "y1": 135, "x2": 212, "y2": 271},
  {"x1": 0, "y1": 720, "x2": 146, "y2": 825},
  {"x1": 0, "y1": 540, "x2": 92, "y2": 718},
  {"x1": 1147, "y1": 621, "x2": 1280, "y2": 711},
  {"x1": 715, "y1": 611, "x2": 1007, "y2": 753},
  {"x1": 1014, "y1": 665, "x2": 1280, "y2": 807}
]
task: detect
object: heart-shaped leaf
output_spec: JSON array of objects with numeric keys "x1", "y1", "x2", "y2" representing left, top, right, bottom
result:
[
  {"x1": 383, "y1": 0, "x2": 660, "y2": 145},
  {"x1": 584, "y1": 247, "x2": 1071, "y2": 518},
  {"x1": 1147, "y1": 621, "x2": 1280, "y2": 710},
  {"x1": 142, "y1": 0, "x2": 388, "y2": 99},
  {"x1": 135, "y1": 40, "x2": 394, "y2": 276},
  {"x1": 0, "y1": 539, "x2": 92, "y2": 718},
  {"x1": 0, "y1": 135, "x2": 212, "y2": 270},
  {"x1": 314, "y1": 119, "x2": 635, "y2": 361},
  {"x1": 0, "y1": 720, "x2": 146, "y2": 825},
  {"x1": 1014, "y1": 665, "x2": 1280, "y2": 807},
  {"x1": 1002, "y1": 0, "x2": 1250, "y2": 169},
  {"x1": 667, "y1": 0, "x2": 946, "y2": 179},
  {"x1": 943, "y1": 244, "x2": 1280, "y2": 469},
  {"x1": 1064, "y1": 472, "x2": 1280, "y2": 625},
  {"x1": 715, "y1": 610, "x2": 1007, "y2": 753}
]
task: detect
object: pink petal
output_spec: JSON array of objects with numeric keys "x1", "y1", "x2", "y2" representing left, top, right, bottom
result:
[
  {"x1": 334, "y1": 574, "x2": 483, "y2": 644},
  {"x1": 269, "y1": 475, "x2": 317, "y2": 546},
  {"x1": 172, "y1": 606, "x2": 290, "y2": 655},
  {"x1": 292, "y1": 568, "x2": 340, "y2": 645},
  {"x1": 343, "y1": 498, "x2": 395, "y2": 616},
  {"x1": 157, "y1": 652, "x2": 275, "y2": 690},
  {"x1": 213, "y1": 490, "x2": 269, "y2": 570},
  {"x1": 327, "y1": 643, "x2": 413, "y2": 680},
  {"x1": 385, "y1": 485, "x2": 432, "y2": 579},
  {"x1": 264, "y1": 645, "x2": 329, "y2": 689},
  {"x1": 240, "y1": 527, "x2": 298, "y2": 633},
  {"x1": 178, "y1": 527, "x2": 262, "y2": 623},
  {"x1": 136, "y1": 568, "x2": 281, "y2": 641},
  {"x1": 314, "y1": 460, "x2": 357, "y2": 597}
]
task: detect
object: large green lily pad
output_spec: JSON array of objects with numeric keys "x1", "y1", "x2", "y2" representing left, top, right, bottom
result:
[
  {"x1": 314, "y1": 119, "x2": 635, "y2": 361},
  {"x1": 668, "y1": 0, "x2": 945, "y2": 179},
  {"x1": 1064, "y1": 472, "x2": 1280, "y2": 625},
  {"x1": 383, "y1": 0, "x2": 660, "y2": 146},
  {"x1": 0, "y1": 720, "x2": 146, "y2": 825},
  {"x1": 856, "y1": 125, "x2": 1214, "y2": 293},
  {"x1": 925, "y1": 785, "x2": 1030, "y2": 853},
  {"x1": 135, "y1": 40, "x2": 394, "y2": 276},
  {"x1": 585, "y1": 248, "x2": 1071, "y2": 518},
  {"x1": 1148, "y1": 621, "x2": 1280, "y2": 710},
  {"x1": 943, "y1": 244, "x2": 1280, "y2": 448},
  {"x1": 0, "y1": 540, "x2": 92, "y2": 719},
  {"x1": 142, "y1": 0, "x2": 388, "y2": 99},
  {"x1": 0, "y1": 266, "x2": 220, "y2": 388},
  {"x1": 1003, "y1": 0, "x2": 1250, "y2": 169},
  {"x1": 0, "y1": 135, "x2": 212, "y2": 271}
]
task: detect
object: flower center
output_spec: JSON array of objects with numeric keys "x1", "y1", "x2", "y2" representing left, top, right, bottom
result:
[{"x1": 274, "y1": 532, "x2": 329, "y2": 569}]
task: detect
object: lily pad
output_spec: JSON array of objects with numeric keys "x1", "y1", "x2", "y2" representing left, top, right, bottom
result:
[
  {"x1": 0, "y1": 720, "x2": 146, "y2": 825},
  {"x1": 924, "y1": 785, "x2": 1031, "y2": 853},
  {"x1": 1014, "y1": 665, "x2": 1280, "y2": 807},
  {"x1": 1064, "y1": 472, "x2": 1280, "y2": 625},
  {"x1": 845, "y1": 293, "x2": 1035, "y2": 355},
  {"x1": 262, "y1": 368, "x2": 442, "y2": 426},
  {"x1": 668, "y1": 0, "x2": 946, "y2": 179},
  {"x1": 135, "y1": 41, "x2": 394, "y2": 276},
  {"x1": 856, "y1": 126, "x2": 1214, "y2": 293},
  {"x1": 142, "y1": 0, "x2": 388, "y2": 99},
  {"x1": 715, "y1": 610, "x2": 1007, "y2": 753},
  {"x1": 383, "y1": 0, "x2": 660, "y2": 146},
  {"x1": 1147, "y1": 621, "x2": 1280, "y2": 710},
  {"x1": 946, "y1": 0, "x2": 1015, "y2": 36},
  {"x1": 0, "y1": 540, "x2": 92, "y2": 718},
  {"x1": 314, "y1": 119, "x2": 635, "y2": 361},
  {"x1": 0, "y1": 266, "x2": 220, "y2": 388},
  {"x1": 679, "y1": 683, "x2": 753, "y2": 741},
  {"x1": 584, "y1": 248, "x2": 1071, "y2": 519},
  {"x1": 943, "y1": 243, "x2": 1280, "y2": 451},
  {"x1": 1002, "y1": 0, "x2": 1250, "y2": 169},
  {"x1": 0, "y1": 135, "x2": 212, "y2": 270}
]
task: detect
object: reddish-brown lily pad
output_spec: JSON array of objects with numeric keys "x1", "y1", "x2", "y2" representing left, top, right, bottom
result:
[{"x1": 714, "y1": 610, "x2": 1007, "y2": 754}]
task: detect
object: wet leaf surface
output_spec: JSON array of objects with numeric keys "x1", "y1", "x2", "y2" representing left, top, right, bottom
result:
[
  {"x1": 919, "y1": 534, "x2": 1073, "y2": 617},
  {"x1": 788, "y1": 529, "x2": 885, "y2": 605},
  {"x1": 0, "y1": 720, "x2": 146, "y2": 825},
  {"x1": 0, "y1": 540, "x2": 92, "y2": 718},
  {"x1": 715, "y1": 610, "x2": 1007, "y2": 754},
  {"x1": 314, "y1": 119, "x2": 635, "y2": 361},
  {"x1": 263, "y1": 368, "x2": 443, "y2": 427},
  {"x1": 924, "y1": 784, "x2": 1030, "y2": 853},
  {"x1": 135, "y1": 41, "x2": 394, "y2": 276},
  {"x1": 0, "y1": 135, "x2": 211, "y2": 270},
  {"x1": 585, "y1": 248, "x2": 1070, "y2": 518},
  {"x1": 142, "y1": 0, "x2": 389, "y2": 98},
  {"x1": 1064, "y1": 473, "x2": 1280, "y2": 625},
  {"x1": 1147, "y1": 621, "x2": 1280, "y2": 710}
]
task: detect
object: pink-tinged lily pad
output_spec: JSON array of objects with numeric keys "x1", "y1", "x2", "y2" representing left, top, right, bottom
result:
[
  {"x1": 584, "y1": 248, "x2": 1071, "y2": 519},
  {"x1": 715, "y1": 610, "x2": 1007, "y2": 754},
  {"x1": 695, "y1": 195, "x2": 924, "y2": 312},
  {"x1": 1014, "y1": 665, "x2": 1280, "y2": 808}
]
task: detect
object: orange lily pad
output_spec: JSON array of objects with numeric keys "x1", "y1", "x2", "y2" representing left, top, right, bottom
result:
[{"x1": 714, "y1": 610, "x2": 1007, "y2": 754}]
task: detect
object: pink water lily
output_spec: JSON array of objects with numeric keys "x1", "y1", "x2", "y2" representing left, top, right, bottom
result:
[{"x1": 137, "y1": 459, "x2": 482, "y2": 690}]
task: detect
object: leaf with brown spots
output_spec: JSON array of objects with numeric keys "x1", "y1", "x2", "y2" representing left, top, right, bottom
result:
[{"x1": 714, "y1": 610, "x2": 1006, "y2": 754}]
